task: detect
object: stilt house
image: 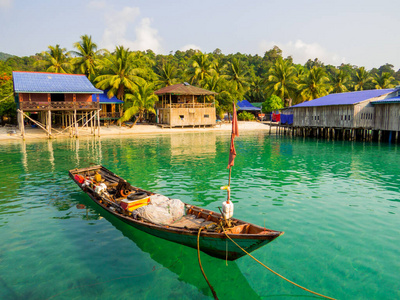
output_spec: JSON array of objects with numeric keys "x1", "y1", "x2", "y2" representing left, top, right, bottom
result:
[
  {"x1": 154, "y1": 83, "x2": 216, "y2": 127},
  {"x1": 13, "y1": 71, "x2": 102, "y2": 138},
  {"x1": 291, "y1": 89, "x2": 395, "y2": 129}
]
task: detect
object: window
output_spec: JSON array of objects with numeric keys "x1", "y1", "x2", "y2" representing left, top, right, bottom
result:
[
  {"x1": 348, "y1": 115, "x2": 351, "y2": 121},
  {"x1": 179, "y1": 115, "x2": 184, "y2": 120},
  {"x1": 204, "y1": 114, "x2": 209, "y2": 118}
]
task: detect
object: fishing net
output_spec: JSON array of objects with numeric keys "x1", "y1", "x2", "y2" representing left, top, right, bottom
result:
[{"x1": 132, "y1": 194, "x2": 185, "y2": 225}]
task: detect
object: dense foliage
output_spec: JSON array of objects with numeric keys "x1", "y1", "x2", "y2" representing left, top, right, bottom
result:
[
  {"x1": 1, "y1": 35, "x2": 400, "y2": 122},
  {"x1": 237, "y1": 111, "x2": 256, "y2": 121}
]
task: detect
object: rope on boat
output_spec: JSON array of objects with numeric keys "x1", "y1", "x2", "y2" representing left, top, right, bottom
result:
[
  {"x1": 197, "y1": 227, "x2": 219, "y2": 300},
  {"x1": 222, "y1": 227, "x2": 336, "y2": 300}
]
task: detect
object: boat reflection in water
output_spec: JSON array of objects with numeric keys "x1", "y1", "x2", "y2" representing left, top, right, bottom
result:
[{"x1": 77, "y1": 196, "x2": 262, "y2": 300}]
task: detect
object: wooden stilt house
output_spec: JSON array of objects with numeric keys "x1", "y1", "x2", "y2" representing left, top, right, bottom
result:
[
  {"x1": 13, "y1": 71, "x2": 103, "y2": 138},
  {"x1": 154, "y1": 83, "x2": 217, "y2": 128},
  {"x1": 292, "y1": 89, "x2": 395, "y2": 129}
]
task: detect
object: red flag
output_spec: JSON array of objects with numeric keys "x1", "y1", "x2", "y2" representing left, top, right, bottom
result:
[{"x1": 227, "y1": 103, "x2": 239, "y2": 169}]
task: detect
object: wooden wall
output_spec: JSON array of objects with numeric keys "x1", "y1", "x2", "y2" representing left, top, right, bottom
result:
[
  {"x1": 374, "y1": 103, "x2": 400, "y2": 131},
  {"x1": 158, "y1": 107, "x2": 216, "y2": 127},
  {"x1": 19, "y1": 93, "x2": 93, "y2": 102},
  {"x1": 293, "y1": 105, "x2": 356, "y2": 128}
]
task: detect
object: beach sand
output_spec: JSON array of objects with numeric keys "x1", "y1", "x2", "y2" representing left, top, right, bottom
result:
[{"x1": 0, "y1": 121, "x2": 276, "y2": 141}]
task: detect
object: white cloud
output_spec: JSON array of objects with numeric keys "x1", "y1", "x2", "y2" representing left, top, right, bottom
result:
[
  {"x1": 100, "y1": 6, "x2": 163, "y2": 53},
  {"x1": 0, "y1": 0, "x2": 12, "y2": 8},
  {"x1": 259, "y1": 39, "x2": 346, "y2": 66},
  {"x1": 180, "y1": 44, "x2": 202, "y2": 52}
]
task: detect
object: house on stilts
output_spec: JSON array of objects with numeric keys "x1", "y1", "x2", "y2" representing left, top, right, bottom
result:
[
  {"x1": 13, "y1": 71, "x2": 103, "y2": 138},
  {"x1": 288, "y1": 88, "x2": 399, "y2": 141},
  {"x1": 154, "y1": 83, "x2": 217, "y2": 128}
]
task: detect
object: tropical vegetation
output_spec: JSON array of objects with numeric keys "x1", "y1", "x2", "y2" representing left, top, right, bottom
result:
[{"x1": 1, "y1": 34, "x2": 400, "y2": 123}]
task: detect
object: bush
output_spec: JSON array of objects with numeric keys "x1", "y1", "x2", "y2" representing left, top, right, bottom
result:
[{"x1": 237, "y1": 111, "x2": 255, "y2": 121}]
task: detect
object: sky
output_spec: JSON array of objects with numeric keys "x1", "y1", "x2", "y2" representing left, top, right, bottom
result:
[{"x1": 1, "y1": 0, "x2": 400, "y2": 70}]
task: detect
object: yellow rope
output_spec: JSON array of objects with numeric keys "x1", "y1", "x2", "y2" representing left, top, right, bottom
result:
[
  {"x1": 197, "y1": 228, "x2": 219, "y2": 300},
  {"x1": 222, "y1": 227, "x2": 336, "y2": 300}
]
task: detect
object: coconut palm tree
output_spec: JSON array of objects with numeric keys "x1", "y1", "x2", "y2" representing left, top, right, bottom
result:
[
  {"x1": 120, "y1": 81, "x2": 158, "y2": 125},
  {"x1": 372, "y1": 72, "x2": 397, "y2": 89},
  {"x1": 71, "y1": 34, "x2": 103, "y2": 79},
  {"x1": 35, "y1": 45, "x2": 72, "y2": 73},
  {"x1": 156, "y1": 61, "x2": 178, "y2": 87},
  {"x1": 298, "y1": 67, "x2": 330, "y2": 100},
  {"x1": 95, "y1": 46, "x2": 142, "y2": 100},
  {"x1": 265, "y1": 57, "x2": 298, "y2": 106},
  {"x1": 185, "y1": 52, "x2": 215, "y2": 85},
  {"x1": 330, "y1": 69, "x2": 350, "y2": 93},
  {"x1": 354, "y1": 67, "x2": 372, "y2": 91},
  {"x1": 226, "y1": 58, "x2": 249, "y2": 95}
]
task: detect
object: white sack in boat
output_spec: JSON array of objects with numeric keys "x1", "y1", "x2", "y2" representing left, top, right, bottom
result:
[{"x1": 132, "y1": 194, "x2": 185, "y2": 225}]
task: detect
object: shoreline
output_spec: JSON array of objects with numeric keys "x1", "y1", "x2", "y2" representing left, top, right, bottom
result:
[{"x1": 0, "y1": 121, "x2": 277, "y2": 142}]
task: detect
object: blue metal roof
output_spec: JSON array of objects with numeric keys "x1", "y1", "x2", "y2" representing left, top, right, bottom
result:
[
  {"x1": 371, "y1": 96, "x2": 400, "y2": 104},
  {"x1": 92, "y1": 90, "x2": 124, "y2": 104},
  {"x1": 291, "y1": 89, "x2": 395, "y2": 108},
  {"x1": 13, "y1": 71, "x2": 102, "y2": 94},
  {"x1": 237, "y1": 100, "x2": 261, "y2": 111}
]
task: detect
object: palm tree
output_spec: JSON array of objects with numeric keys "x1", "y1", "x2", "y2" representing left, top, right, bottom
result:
[
  {"x1": 121, "y1": 81, "x2": 158, "y2": 125},
  {"x1": 185, "y1": 52, "x2": 215, "y2": 85},
  {"x1": 95, "y1": 46, "x2": 142, "y2": 100},
  {"x1": 35, "y1": 45, "x2": 72, "y2": 73},
  {"x1": 330, "y1": 69, "x2": 350, "y2": 93},
  {"x1": 265, "y1": 57, "x2": 298, "y2": 106},
  {"x1": 156, "y1": 61, "x2": 178, "y2": 87},
  {"x1": 226, "y1": 58, "x2": 249, "y2": 95},
  {"x1": 354, "y1": 67, "x2": 372, "y2": 91},
  {"x1": 71, "y1": 34, "x2": 103, "y2": 79},
  {"x1": 298, "y1": 67, "x2": 330, "y2": 100},
  {"x1": 372, "y1": 72, "x2": 397, "y2": 89}
]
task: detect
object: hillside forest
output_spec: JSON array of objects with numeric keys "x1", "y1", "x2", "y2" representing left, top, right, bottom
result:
[{"x1": 1, "y1": 34, "x2": 400, "y2": 123}]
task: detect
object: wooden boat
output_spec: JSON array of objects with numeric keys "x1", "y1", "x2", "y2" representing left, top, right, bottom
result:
[{"x1": 69, "y1": 165, "x2": 283, "y2": 260}]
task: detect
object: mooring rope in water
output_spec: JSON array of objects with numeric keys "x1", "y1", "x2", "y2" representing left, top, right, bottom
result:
[
  {"x1": 197, "y1": 227, "x2": 219, "y2": 300},
  {"x1": 222, "y1": 227, "x2": 336, "y2": 300}
]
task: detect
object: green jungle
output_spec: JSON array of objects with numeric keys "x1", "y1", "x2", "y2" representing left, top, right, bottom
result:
[{"x1": 1, "y1": 34, "x2": 400, "y2": 123}]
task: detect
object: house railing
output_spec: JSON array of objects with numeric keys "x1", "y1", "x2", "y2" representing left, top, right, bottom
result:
[
  {"x1": 156, "y1": 103, "x2": 214, "y2": 109},
  {"x1": 19, "y1": 101, "x2": 100, "y2": 111}
]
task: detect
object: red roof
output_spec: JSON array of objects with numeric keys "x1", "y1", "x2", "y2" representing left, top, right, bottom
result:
[{"x1": 154, "y1": 83, "x2": 217, "y2": 96}]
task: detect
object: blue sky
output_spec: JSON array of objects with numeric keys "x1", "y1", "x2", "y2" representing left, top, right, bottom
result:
[{"x1": 1, "y1": 0, "x2": 400, "y2": 70}]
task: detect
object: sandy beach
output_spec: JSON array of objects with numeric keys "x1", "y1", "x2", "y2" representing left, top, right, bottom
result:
[{"x1": 0, "y1": 121, "x2": 276, "y2": 141}]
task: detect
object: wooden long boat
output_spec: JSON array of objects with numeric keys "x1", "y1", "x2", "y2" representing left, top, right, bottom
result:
[{"x1": 69, "y1": 165, "x2": 283, "y2": 260}]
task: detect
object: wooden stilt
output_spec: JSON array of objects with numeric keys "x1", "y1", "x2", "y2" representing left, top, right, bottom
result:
[
  {"x1": 48, "y1": 110, "x2": 52, "y2": 138},
  {"x1": 20, "y1": 110, "x2": 25, "y2": 139},
  {"x1": 97, "y1": 109, "x2": 101, "y2": 137}
]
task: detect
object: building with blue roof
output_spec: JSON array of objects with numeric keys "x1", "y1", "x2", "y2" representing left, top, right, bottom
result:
[
  {"x1": 291, "y1": 88, "x2": 396, "y2": 129},
  {"x1": 287, "y1": 87, "x2": 400, "y2": 142},
  {"x1": 12, "y1": 71, "x2": 103, "y2": 138}
]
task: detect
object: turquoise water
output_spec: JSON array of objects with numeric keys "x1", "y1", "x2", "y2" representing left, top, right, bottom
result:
[{"x1": 0, "y1": 132, "x2": 399, "y2": 299}]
